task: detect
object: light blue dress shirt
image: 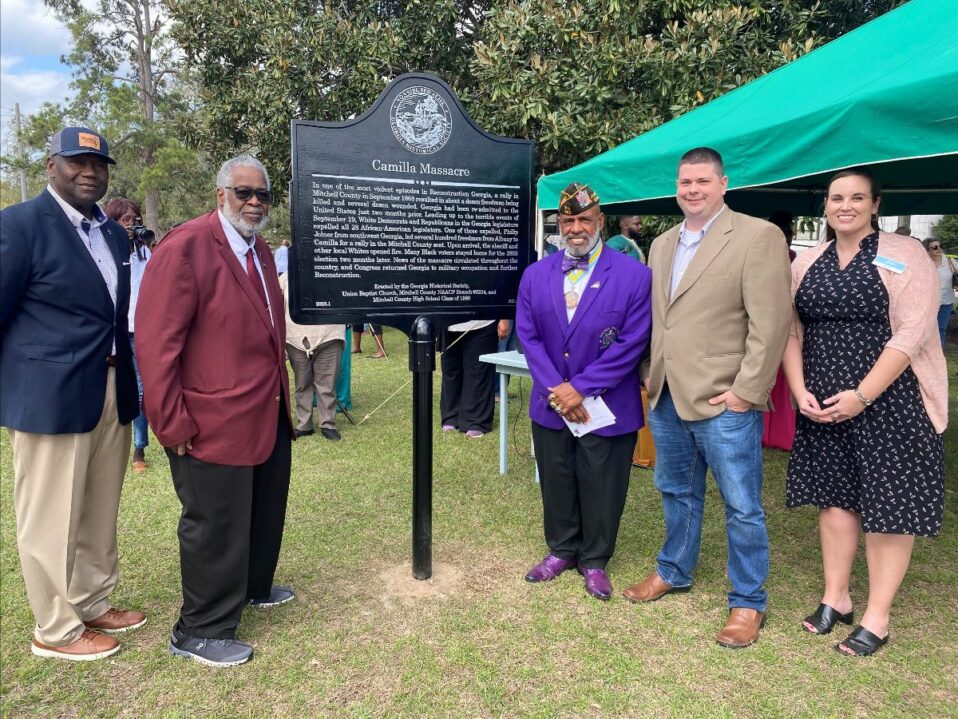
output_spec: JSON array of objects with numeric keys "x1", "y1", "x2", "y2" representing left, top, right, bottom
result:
[{"x1": 670, "y1": 205, "x2": 726, "y2": 299}]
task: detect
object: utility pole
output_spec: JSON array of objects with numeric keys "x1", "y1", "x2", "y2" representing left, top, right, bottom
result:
[{"x1": 14, "y1": 103, "x2": 28, "y2": 202}]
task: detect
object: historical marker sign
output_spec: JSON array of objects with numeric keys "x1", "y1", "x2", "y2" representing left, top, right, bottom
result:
[{"x1": 289, "y1": 73, "x2": 535, "y2": 329}]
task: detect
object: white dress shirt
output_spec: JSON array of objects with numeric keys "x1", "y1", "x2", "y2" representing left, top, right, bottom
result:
[
  {"x1": 218, "y1": 210, "x2": 274, "y2": 325},
  {"x1": 273, "y1": 245, "x2": 289, "y2": 274},
  {"x1": 128, "y1": 245, "x2": 151, "y2": 332}
]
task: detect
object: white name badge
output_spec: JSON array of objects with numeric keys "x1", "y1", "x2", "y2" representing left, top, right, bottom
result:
[{"x1": 872, "y1": 255, "x2": 905, "y2": 274}]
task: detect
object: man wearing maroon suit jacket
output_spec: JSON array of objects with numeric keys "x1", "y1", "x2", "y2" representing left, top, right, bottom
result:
[{"x1": 136, "y1": 155, "x2": 294, "y2": 668}]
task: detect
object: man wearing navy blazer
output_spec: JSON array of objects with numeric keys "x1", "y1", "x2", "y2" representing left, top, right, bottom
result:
[
  {"x1": 0, "y1": 127, "x2": 144, "y2": 661},
  {"x1": 516, "y1": 183, "x2": 652, "y2": 601},
  {"x1": 136, "y1": 155, "x2": 294, "y2": 668}
]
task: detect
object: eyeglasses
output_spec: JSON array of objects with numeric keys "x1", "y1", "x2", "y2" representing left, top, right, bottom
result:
[
  {"x1": 928, "y1": 244, "x2": 941, "y2": 250},
  {"x1": 225, "y1": 186, "x2": 272, "y2": 204}
]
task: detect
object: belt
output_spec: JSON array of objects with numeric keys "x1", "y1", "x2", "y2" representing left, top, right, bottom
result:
[{"x1": 106, "y1": 356, "x2": 117, "y2": 366}]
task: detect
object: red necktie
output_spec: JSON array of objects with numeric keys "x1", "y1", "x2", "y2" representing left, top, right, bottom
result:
[{"x1": 245, "y1": 248, "x2": 269, "y2": 310}]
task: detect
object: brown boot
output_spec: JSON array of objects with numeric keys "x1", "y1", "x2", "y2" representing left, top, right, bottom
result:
[
  {"x1": 622, "y1": 571, "x2": 691, "y2": 602},
  {"x1": 715, "y1": 608, "x2": 766, "y2": 648},
  {"x1": 31, "y1": 629, "x2": 120, "y2": 661}
]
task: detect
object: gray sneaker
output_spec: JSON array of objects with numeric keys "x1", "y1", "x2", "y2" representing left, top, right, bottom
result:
[
  {"x1": 168, "y1": 627, "x2": 252, "y2": 667},
  {"x1": 247, "y1": 584, "x2": 295, "y2": 608}
]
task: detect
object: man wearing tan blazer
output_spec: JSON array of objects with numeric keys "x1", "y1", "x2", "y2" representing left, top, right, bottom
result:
[{"x1": 623, "y1": 147, "x2": 791, "y2": 649}]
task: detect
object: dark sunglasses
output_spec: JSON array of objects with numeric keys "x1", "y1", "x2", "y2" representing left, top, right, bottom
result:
[
  {"x1": 928, "y1": 244, "x2": 941, "y2": 250},
  {"x1": 225, "y1": 186, "x2": 272, "y2": 204}
]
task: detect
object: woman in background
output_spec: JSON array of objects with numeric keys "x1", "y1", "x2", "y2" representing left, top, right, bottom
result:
[
  {"x1": 440, "y1": 319, "x2": 510, "y2": 438},
  {"x1": 922, "y1": 237, "x2": 956, "y2": 346},
  {"x1": 105, "y1": 198, "x2": 152, "y2": 472},
  {"x1": 352, "y1": 322, "x2": 386, "y2": 358},
  {"x1": 783, "y1": 169, "x2": 946, "y2": 657}
]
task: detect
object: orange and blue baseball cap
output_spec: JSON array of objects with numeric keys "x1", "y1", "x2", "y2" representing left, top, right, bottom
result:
[{"x1": 48, "y1": 127, "x2": 116, "y2": 165}]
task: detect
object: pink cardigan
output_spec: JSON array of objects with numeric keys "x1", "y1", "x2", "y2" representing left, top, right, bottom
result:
[{"x1": 790, "y1": 232, "x2": 948, "y2": 433}]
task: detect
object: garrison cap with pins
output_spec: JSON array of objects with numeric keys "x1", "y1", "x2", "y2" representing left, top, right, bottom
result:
[
  {"x1": 48, "y1": 127, "x2": 116, "y2": 165},
  {"x1": 558, "y1": 182, "x2": 600, "y2": 216}
]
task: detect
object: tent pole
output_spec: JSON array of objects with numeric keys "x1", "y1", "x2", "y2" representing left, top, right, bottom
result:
[{"x1": 535, "y1": 196, "x2": 544, "y2": 258}]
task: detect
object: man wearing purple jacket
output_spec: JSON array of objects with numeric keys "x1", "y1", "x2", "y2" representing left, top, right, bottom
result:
[{"x1": 516, "y1": 183, "x2": 653, "y2": 600}]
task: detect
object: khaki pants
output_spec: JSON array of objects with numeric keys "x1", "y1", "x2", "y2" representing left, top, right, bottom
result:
[
  {"x1": 9, "y1": 368, "x2": 131, "y2": 646},
  {"x1": 287, "y1": 341, "x2": 343, "y2": 431}
]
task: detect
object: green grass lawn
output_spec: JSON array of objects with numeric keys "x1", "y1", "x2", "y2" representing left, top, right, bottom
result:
[{"x1": 2, "y1": 328, "x2": 956, "y2": 718}]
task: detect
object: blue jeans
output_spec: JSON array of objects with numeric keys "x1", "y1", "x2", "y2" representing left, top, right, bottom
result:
[
  {"x1": 129, "y1": 333, "x2": 149, "y2": 450},
  {"x1": 937, "y1": 304, "x2": 953, "y2": 347},
  {"x1": 649, "y1": 388, "x2": 768, "y2": 611}
]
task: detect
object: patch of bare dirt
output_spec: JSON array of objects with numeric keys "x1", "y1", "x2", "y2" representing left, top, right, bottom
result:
[{"x1": 378, "y1": 561, "x2": 462, "y2": 609}]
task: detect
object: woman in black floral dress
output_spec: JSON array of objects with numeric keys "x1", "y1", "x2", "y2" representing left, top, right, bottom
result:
[{"x1": 783, "y1": 169, "x2": 947, "y2": 657}]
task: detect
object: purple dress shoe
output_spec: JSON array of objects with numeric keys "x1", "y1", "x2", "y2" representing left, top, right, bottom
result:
[
  {"x1": 580, "y1": 567, "x2": 612, "y2": 600},
  {"x1": 525, "y1": 554, "x2": 577, "y2": 583}
]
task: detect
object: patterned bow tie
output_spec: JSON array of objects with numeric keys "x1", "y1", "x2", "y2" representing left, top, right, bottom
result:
[{"x1": 561, "y1": 254, "x2": 589, "y2": 274}]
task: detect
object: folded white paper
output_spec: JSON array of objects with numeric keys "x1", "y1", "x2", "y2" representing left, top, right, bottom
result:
[{"x1": 562, "y1": 396, "x2": 616, "y2": 437}]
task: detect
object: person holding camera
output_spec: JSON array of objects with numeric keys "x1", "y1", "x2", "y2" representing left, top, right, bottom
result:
[{"x1": 105, "y1": 199, "x2": 154, "y2": 471}]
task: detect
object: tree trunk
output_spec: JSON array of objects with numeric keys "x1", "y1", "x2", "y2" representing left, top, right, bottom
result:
[
  {"x1": 135, "y1": 0, "x2": 160, "y2": 232},
  {"x1": 142, "y1": 147, "x2": 159, "y2": 233}
]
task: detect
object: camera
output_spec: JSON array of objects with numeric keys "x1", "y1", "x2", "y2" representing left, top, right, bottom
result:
[{"x1": 131, "y1": 224, "x2": 155, "y2": 246}]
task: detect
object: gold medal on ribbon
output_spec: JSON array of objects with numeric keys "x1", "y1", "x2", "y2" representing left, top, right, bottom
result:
[{"x1": 564, "y1": 290, "x2": 579, "y2": 309}]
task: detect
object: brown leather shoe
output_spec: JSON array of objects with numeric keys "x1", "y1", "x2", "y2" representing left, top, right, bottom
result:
[
  {"x1": 31, "y1": 629, "x2": 120, "y2": 661},
  {"x1": 623, "y1": 571, "x2": 692, "y2": 603},
  {"x1": 715, "y1": 608, "x2": 766, "y2": 648},
  {"x1": 85, "y1": 608, "x2": 147, "y2": 634}
]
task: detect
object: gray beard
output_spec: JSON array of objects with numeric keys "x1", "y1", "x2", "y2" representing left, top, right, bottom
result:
[
  {"x1": 223, "y1": 203, "x2": 269, "y2": 238},
  {"x1": 563, "y1": 228, "x2": 602, "y2": 257}
]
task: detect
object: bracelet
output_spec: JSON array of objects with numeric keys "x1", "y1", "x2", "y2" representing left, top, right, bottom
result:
[{"x1": 854, "y1": 388, "x2": 874, "y2": 407}]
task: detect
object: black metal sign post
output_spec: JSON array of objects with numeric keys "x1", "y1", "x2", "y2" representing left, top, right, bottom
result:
[
  {"x1": 409, "y1": 317, "x2": 434, "y2": 578},
  {"x1": 289, "y1": 73, "x2": 535, "y2": 579}
]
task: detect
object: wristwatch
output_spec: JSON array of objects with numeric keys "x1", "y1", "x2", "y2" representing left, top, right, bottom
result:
[{"x1": 854, "y1": 388, "x2": 874, "y2": 407}]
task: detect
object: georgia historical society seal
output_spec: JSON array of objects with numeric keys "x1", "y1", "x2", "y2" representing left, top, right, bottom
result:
[{"x1": 390, "y1": 86, "x2": 452, "y2": 155}]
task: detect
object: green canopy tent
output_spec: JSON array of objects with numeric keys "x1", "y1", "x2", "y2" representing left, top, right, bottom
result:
[{"x1": 537, "y1": 0, "x2": 958, "y2": 218}]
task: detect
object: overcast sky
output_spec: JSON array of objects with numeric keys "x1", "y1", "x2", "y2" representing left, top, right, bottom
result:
[{"x1": 0, "y1": 0, "x2": 75, "y2": 146}]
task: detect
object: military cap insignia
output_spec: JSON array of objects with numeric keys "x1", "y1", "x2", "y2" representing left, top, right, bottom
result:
[{"x1": 558, "y1": 182, "x2": 600, "y2": 215}]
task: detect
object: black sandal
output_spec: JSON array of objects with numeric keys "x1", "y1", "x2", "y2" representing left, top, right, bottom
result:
[
  {"x1": 835, "y1": 626, "x2": 889, "y2": 657},
  {"x1": 802, "y1": 603, "x2": 854, "y2": 635}
]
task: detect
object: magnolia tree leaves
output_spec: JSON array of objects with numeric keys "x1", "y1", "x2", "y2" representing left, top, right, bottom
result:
[
  {"x1": 165, "y1": 0, "x2": 903, "y2": 198},
  {"x1": 4, "y1": 0, "x2": 903, "y2": 223}
]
